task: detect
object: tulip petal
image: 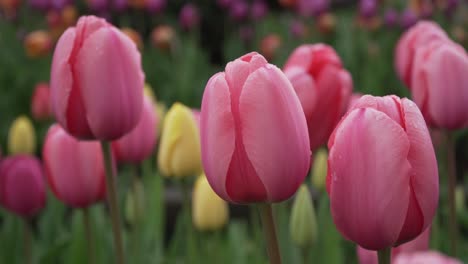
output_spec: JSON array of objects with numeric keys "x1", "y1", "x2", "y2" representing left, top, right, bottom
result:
[
  {"x1": 201, "y1": 73, "x2": 236, "y2": 201},
  {"x1": 308, "y1": 65, "x2": 348, "y2": 150},
  {"x1": 285, "y1": 66, "x2": 317, "y2": 117},
  {"x1": 424, "y1": 45, "x2": 468, "y2": 129},
  {"x1": 50, "y1": 28, "x2": 93, "y2": 137},
  {"x1": 239, "y1": 65, "x2": 311, "y2": 202},
  {"x1": 76, "y1": 27, "x2": 144, "y2": 140},
  {"x1": 43, "y1": 125, "x2": 106, "y2": 208},
  {"x1": 329, "y1": 108, "x2": 411, "y2": 250},
  {"x1": 351, "y1": 95, "x2": 404, "y2": 125},
  {"x1": 400, "y1": 99, "x2": 438, "y2": 234}
]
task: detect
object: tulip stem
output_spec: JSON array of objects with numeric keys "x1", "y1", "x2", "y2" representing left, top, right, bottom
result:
[
  {"x1": 377, "y1": 247, "x2": 391, "y2": 264},
  {"x1": 23, "y1": 220, "x2": 32, "y2": 264},
  {"x1": 258, "y1": 203, "x2": 282, "y2": 264},
  {"x1": 83, "y1": 207, "x2": 96, "y2": 264},
  {"x1": 100, "y1": 141, "x2": 126, "y2": 264},
  {"x1": 446, "y1": 132, "x2": 458, "y2": 256}
]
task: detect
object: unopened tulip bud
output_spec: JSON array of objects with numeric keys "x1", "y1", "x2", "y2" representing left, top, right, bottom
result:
[
  {"x1": 125, "y1": 178, "x2": 145, "y2": 225},
  {"x1": 8, "y1": 116, "x2": 36, "y2": 155},
  {"x1": 311, "y1": 149, "x2": 327, "y2": 191},
  {"x1": 24, "y1": 30, "x2": 52, "y2": 58},
  {"x1": 158, "y1": 103, "x2": 202, "y2": 178},
  {"x1": 260, "y1": 34, "x2": 281, "y2": 62},
  {"x1": 0, "y1": 155, "x2": 46, "y2": 218},
  {"x1": 31, "y1": 82, "x2": 52, "y2": 121},
  {"x1": 290, "y1": 185, "x2": 317, "y2": 247},
  {"x1": 121, "y1": 27, "x2": 143, "y2": 50},
  {"x1": 151, "y1": 25, "x2": 175, "y2": 52},
  {"x1": 192, "y1": 175, "x2": 229, "y2": 231},
  {"x1": 455, "y1": 185, "x2": 465, "y2": 216}
]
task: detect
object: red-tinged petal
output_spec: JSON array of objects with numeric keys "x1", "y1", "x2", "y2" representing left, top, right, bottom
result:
[
  {"x1": 76, "y1": 27, "x2": 144, "y2": 140},
  {"x1": 424, "y1": 45, "x2": 468, "y2": 129},
  {"x1": 351, "y1": 95, "x2": 404, "y2": 126},
  {"x1": 200, "y1": 73, "x2": 236, "y2": 202},
  {"x1": 284, "y1": 45, "x2": 314, "y2": 70},
  {"x1": 285, "y1": 66, "x2": 317, "y2": 117},
  {"x1": 329, "y1": 108, "x2": 411, "y2": 250},
  {"x1": 239, "y1": 65, "x2": 311, "y2": 202},
  {"x1": 43, "y1": 124, "x2": 106, "y2": 208},
  {"x1": 112, "y1": 97, "x2": 158, "y2": 163},
  {"x1": 50, "y1": 28, "x2": 89, "y2": 134},
  {"x1": 400, "y1": 99, "x2": 438, "y2": 233},
  {"x1": 308, "y1": 65, "x2": 347, "y2": 150}
]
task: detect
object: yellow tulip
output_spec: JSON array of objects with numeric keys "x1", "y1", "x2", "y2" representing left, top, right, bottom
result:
[
  {"x1": 192, "y1": 174, "x2": 229, "y2": 231},
  {"x1": 290, "y1": 184, "x2": 317, "y2": 247},
  {"x1": 311, "y1": 148, "x2": 328, "y2": 191},
  {"x1": 157, "y1": 102, "x2": 201, "y2": 177},
  {"x1": 8, "y1": 115, "x2": 36, "y2": 155}
]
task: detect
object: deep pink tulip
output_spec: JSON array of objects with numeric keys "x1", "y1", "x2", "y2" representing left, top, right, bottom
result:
[
  {"x1": 112, "y1": 97, "x2": 159, "y2": 164},
  {"x1": 284, "y1": 44, "x2": 352, "y2": 151},
  {"x1": 393, "y1": 251, "x2": 462, "y2": 264},
  {"x1": 357, "y1": 227, "x2": 431, "y2": 264},
  {"x1": 31, "y1": 82, "x2": 52, "y2": 121},
  {"x1": 43, "y1": 124, "x2": 107, "y2": 208},
  {"x1": 394, "y1": 21, "x2": 448, "y2": 87},
  {"x1": 201, "y1": 52, "x2": 311, "y2": 204},
  {"x1": 327, "y1": 95, "x2": 438, "y2": 250},
  {"x1": 411, "y1": 40, "x2": 468, "y2": 129},
  {"x1": 0, "y1": 155, "x2": 46, "y2": 218},
  {"x1": 50, "y1": 15, "x2": 144, "y2": 141}
]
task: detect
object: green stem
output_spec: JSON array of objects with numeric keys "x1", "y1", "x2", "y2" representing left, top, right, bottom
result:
[
  {"x1": 377, "y1": 247, "x2": 391, "y2": 264},
  {"x1": 258, "y1": 204, "x2": 282, "y2": 264},
  {"x1": 23, "y1": 220, "x2": 32, "y2": 264},
  {"x1": 100, "y1": 141, "x2": 125, "y2": 264},
  {"x1": 180, "y1": 180, "x2": 198, "y2": 264},
  {"x1": 446, "y1": 132, "x2": 458, "y2": 256},
  {"x1": 301, "y1": 247, "x2": 309, "y2": 264},
  {"x1": 83, "y1": 208, "x2": 96, "y2": 264}
]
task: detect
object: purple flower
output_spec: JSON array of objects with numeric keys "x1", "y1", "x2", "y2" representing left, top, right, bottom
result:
[
  {"x1": 251, "y1": 0, "x2": 268, "y2": 21},
  {"x1": 217, "y1": 0, "x2": 232, "y2": 9},
  {"x1": 230, "y1": 0, "x2": 249, "y2": 22},
  {"x1": 29, "y1": 0, "x2": 49, "y2": 11},
  {"x1": 146, "y1": 0, "x2": 166, "y2": 13},
  {"x1": 289, "y1": 19, "x2": 306, "y2": 38},
  {"x1": 179, "y1": 3, "x2": 200, "y2": 31},
  {"x1": 298, "y1": 0, "x2": 330, "y2": 17},
  {"x1": 400, "y1": 9, "x2": 418, "y2": 29},
  {"x1": 383, "y1": 8, "x2": 398, "y2": 27},
  {"x1": 49, "y1": 0, "x2": 70, "y2": 10},
  {"x1": 87, "y1": 0, "x2": 108, "y2": 12},
  {"x1": 113, "y1": 0, "x2": 127, "y2": 12},
  {"x1": 359, "y1": 0, "x2": 378, "y2": 18}
]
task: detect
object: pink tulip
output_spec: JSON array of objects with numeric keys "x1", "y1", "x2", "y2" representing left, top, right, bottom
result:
[
  {"x1": 393, "y1": 251, "x2": 462, "y2": 264},
  {"x1": 394, "y1": 21, "x2": 448, "y2": 87},
  {"x1": 284, "y1": 44, "x2": 352, "y2": 151},
  {"x1": 112, "y1": 97, "x2": 159, "y2": 164},
  {"x1": 0, "y1": 155, "x2": 46, "y2": 218},
  {"x1": 31, "y1": 82, "x2": 52, "y2": 121},
  {"x1": 327, "y1": 95, "x2": 438, "y2": 250},
  {"x1": 357, "y1": 227, "x2": 431, "y2": 264},
  {"x1": 50, "y1": 15, "x2": 144, "y2": 140},
  {"x1": 201, "y1": 52, "x2": 310, "y2": 204},
  {"x1": 411, "y1": 40, "x2": 468, "y2": 129},
  {"x1": 43, "y1": 124, "x2": 107, "y2": 208}
]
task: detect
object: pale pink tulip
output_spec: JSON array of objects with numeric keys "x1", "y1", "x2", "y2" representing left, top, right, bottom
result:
[
  {"x1": 393, "y1": 251, "x2": 462, "y2": 264},
  {"x1": 201, "y1": 52, "x2": 311, "y2": 204},
  {"x1": 327, "y1": 95, "x2": 438, "y2": 250},
  {"x1": 411, "y1": 40, "x2": 468, "y2": 129},
  {"x1": 394, "y1": 21, "x2": 448, "y2": 87},
  {"x1": 50, "y1": 15, "x2": 144, "y2": 140},
  {"x1": 43, "y1": 124, "x2": 107, "y2": 208},
  {"x1": 112, "y1": 97, "x2": 159, "y2": 164},
  {"x1": 0, "y1": 155, "x2": 46, "y2": 218},
  {"x1": 284, "y1": 44, "x2": 352, "y2": 150}
]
